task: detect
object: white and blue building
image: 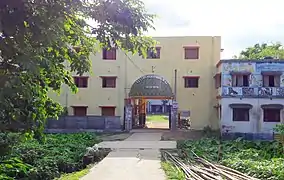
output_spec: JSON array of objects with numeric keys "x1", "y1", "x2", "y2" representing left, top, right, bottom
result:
[{"x1": 216, "y1": 59, "x2": 284, "y2": 140}]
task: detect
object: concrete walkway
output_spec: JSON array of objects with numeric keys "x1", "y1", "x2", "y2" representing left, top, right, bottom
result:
[{"x1": 81, "y1": 132, "x2": 176, "y2": 180}]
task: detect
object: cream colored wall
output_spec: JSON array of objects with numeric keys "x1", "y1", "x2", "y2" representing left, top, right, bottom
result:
[{"x1": 49, "y1": 36, "x2": 221, "y2": 130}]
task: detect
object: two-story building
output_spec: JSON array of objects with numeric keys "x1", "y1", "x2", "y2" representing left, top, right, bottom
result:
[
  {"x1": 216, "y1": 59, "x2": 284, "y2": 139},
  {"x1": 49, "y1": 36, "x2": 222, "y2": 130}
]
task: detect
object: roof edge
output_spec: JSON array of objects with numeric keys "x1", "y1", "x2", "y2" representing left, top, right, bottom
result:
[
  {"x1": 216, "y1": 59, "x2": 284, "y2": 68},
  {"x1": 220, "y1": 59, "x2": 284, "y2": 63}
]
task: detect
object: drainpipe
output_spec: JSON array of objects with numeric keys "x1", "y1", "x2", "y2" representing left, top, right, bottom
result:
[
  {"x1": 124, "y1": 54, "x2": 128, "y2": 98},
  {"x1": 171, "y1": 69, "x2": 178, "y2": 131},
  {"x1": 174, "y1": 69, "x2": 177, "y2": 101}
]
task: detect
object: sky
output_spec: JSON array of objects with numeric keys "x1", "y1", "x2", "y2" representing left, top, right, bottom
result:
[{"x1": 142, "y1": 0, "x2": 284, "y2": 59}]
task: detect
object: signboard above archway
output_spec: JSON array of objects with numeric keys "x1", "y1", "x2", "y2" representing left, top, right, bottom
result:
[{"x1": 129, "y1": 74, "x2": 174, "y2": 98}]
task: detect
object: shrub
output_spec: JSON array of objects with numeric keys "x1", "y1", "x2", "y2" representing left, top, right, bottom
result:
[
  {"x1": 0, "y1": 133, "x2": 23, "y2": 156},
  {"x1": 0, "y1": 133, "x2": 100, "y2": 180}
]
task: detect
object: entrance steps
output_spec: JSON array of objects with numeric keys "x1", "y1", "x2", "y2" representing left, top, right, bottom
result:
[
  {"x1": 97, "y1": 140, "x2": 176, "y2": 149},
  {"x1": 97, "y1": 132, "x2": 176, "y2": 149}
]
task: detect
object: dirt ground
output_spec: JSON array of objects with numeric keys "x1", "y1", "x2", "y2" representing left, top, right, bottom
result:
[
  {"x1": 99, "y1": 130, "x2": 207, "y2": 142},
  {"x1": 100, "y1": 133, "x2": 133, "y2": 141},
  {"x1": 161, "y1": 130, "x2": 205, "y2": 141}
]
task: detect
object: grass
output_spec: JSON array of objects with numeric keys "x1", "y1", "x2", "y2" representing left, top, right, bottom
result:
[
  {"x1": 174, "y1": 138, "x2": 284, "y2": 179},
  {"x1": 147, "y1": 115, "x2": 168, "y2": 122},
  {"x1": 161, "y1": 162, "x2": 185, "y2": 180},
  {"x1": 58, "y1": 164, "x2": 94, "y2": 180}
]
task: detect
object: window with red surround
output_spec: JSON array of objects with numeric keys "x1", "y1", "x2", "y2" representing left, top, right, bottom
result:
[
  {"x1": 263, "y1": 109, "x2": 280, "y2": 122},
  {"x1": 102, "y1": 77, "x2": 116, "y2": 88},
  {"x1": 184, "y1": 47, "x2": 199, "y2": 59},
  {"x1": 101, "y1": 106, "x2": 116, "y2": 116},
  {"x1": 73, "y1": 106, "x2": 87, "y2": 116},
  {"x1": 232, "y1": 108, "x2": 250, "y2": 121},
  {"x1": 73, "y1": 76, "x2": 88, "y2": 88},
  {"x1": 102, "y1": 48, "x2": 116, "y2": 60},
  {"x1": 214, "y1": 73, "x2": 221, "y2": 88},
  {"x1": 184, "y1": 76, "x2": 199, "y2": 88},
  {"x1": 147, "y1": 47, "x2": 161, "y2": 59}
]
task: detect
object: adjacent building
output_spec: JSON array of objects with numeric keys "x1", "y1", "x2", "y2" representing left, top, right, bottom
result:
[
  {"x1": 216, "y1": 59, "x2": 284, "y2": 139},
  {"x1": 49, "y1": 36, "x2": 222, "y2": 130},
  {"x1": 146, "y1": 100, "x2": 172, "y2": 114}
]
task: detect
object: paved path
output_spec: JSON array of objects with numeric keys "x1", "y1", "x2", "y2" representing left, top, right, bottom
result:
[{"x1": 81, "y1": 132, "x2": 176, "y2": 180}]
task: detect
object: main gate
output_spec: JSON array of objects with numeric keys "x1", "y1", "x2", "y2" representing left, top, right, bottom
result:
[{"x1": 124, "y1": 74, "x2": 177, "y2": 131}]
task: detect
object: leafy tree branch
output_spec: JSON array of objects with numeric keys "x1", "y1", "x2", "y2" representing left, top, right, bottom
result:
[
  {"x1": 235, "y1": 42, "x2": 284, "y2": 59},
  {"x1": 0, "y1": 0, "x2": 156, "y2": 137}
]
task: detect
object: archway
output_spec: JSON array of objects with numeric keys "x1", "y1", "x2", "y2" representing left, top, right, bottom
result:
[{"x1": 126, "y1": 74, "x2": 174, "y2": 129}]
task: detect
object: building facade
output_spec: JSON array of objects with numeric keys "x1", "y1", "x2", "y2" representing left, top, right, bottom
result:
[
  {"x1": 216, "y1": 60, "x2": 284, "y2": 138},
  {"x1": 49, "y1": 36, "x2": 221, "y2": 130},
  {"x1": 146, "y1": 100, "x2": 172, "y2": 114}
]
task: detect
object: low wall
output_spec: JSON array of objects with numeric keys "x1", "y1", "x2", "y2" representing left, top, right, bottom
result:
[
  {"x1": 222, "y1": 132, "x2": 275, "y2": 141},
  {"x1": 45, "y1": 116, "x2": 122, "y2": 133}
]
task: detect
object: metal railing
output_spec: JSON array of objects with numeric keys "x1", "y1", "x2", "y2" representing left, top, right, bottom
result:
[{"x1": 220, "y1": 87, "x2": 284, "y2": 97}]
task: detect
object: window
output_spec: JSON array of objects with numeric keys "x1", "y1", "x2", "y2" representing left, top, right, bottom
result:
[
  {"x1": 184, "y1": 47, "x2": 199, "y2": 59},
  {"x1": 263, "y1": 75, "x2": 280, "y2": 87},
  {"x1": 101, "y1": 107, "x2": 115, "y2": 116},
  {"x1": 232, "y1": 108, "x2": 250, "y2": 121},
  {"x1": 184, "y1": 77, "x2": 199, "y2": 88},
  {"x1": 232, "y1": 75, "x2": 249, "y2": 87},
  {"x1": 214, "y1": 73, "x2": 221, "y2": 88},
  {"x1": 147, "y1": 47, "x2": 161, "y2": 59},
  {"x1": 263, "y1": 109, "x2": 281, "y2": 122},
  {"x1": 73, "y1": 106, "x2": 87, "y2": 116},
  {"x1": 73, "y1": 77, "x2": 88, "y2": 88},
  {"x1": 102, "y1": 77, "x2": 116, "y2": 88},
  {"x1": 102, "y1": 48, "x2": 116, "y2": 60}
]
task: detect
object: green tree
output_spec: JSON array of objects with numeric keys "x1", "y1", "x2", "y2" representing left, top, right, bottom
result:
[
  {"x1": 0, "y1": 0, "x2": 156, "y2": 136},
  {"x1": 237, "y1": 43, "x2": 284, "y2": 59}
]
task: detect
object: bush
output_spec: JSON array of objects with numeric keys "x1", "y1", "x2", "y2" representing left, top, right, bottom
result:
[
  {"x1": 0, "y1": 133, "x2": 100, "y2": 180},
  {"x1": 0, "y1": 133, "x2": 23, "y2": 156}
]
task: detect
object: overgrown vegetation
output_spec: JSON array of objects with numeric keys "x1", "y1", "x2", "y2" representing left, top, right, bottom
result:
[
  {"x1": 274, "y1": 123, "x2": 284, "y2": 153},
  {"x1": 0, "y1": 133, "x2": 102, "y2": 180},
  {"x1": 172, "y1": 138, "x2": 284, "y2": 180}
]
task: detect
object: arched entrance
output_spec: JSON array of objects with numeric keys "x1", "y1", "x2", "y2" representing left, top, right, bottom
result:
[
  {"x1": 129, "y1": 74, "x2": 174, "y2": 98},
  {"x1": 125, "y1": 74, "x2": 174, "y2": 129}
]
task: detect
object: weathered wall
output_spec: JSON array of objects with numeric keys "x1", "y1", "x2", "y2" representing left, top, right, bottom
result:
[
  {"x1": 221, "y1": 61, "x2": 284, "y2": 91},
  {"x1": 221, "y1": 98, "x2": 284, "y2": 134},
  {"x1": 45, "y1": 116, "x2": 122, "y2": 132}
]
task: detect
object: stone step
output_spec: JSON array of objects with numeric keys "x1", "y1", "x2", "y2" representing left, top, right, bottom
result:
[{"x1": 97, "y1": 141, "x2": 176, "y2": 149}]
